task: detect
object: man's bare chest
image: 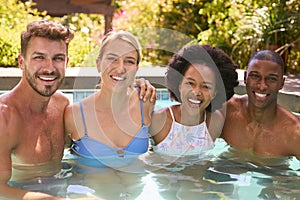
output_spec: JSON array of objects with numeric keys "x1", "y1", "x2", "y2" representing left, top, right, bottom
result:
[
  {"x1": 228, "y1": 122, "x2": 288, "y2": 156},
  {"x1": 14, "y1": 118, "x2": 65, "y2": 164}
]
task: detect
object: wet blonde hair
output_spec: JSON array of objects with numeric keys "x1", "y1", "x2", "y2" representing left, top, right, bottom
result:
[{"x1": 97, "y1": 30, "x2": 142, "y2": 65}]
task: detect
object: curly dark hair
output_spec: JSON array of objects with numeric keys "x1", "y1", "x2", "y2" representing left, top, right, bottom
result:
[{"x1": 166, "y1": 44, "x2": 239, "y2": 112}]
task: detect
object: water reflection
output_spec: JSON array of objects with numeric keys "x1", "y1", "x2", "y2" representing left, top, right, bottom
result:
[{"x1": 9, "y1": 138, "x2": 300, "y2": 199}]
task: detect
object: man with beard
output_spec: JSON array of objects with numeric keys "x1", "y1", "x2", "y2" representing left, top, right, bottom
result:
[
  {"x1": 0, "y1": 20, "x2": 78, "y2": 199},
  {"x1": 221, "y1": 50, "x2": 300, "y2": 161}
]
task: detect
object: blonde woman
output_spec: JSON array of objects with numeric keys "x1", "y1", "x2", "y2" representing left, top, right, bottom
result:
[{"x1": 64, "y1": 31, "x2": 155, "y2": 168}]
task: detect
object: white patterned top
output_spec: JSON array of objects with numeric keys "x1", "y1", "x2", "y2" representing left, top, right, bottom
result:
[{"x1": 153, "y1": 107, "x2": 214, "y2": 157}]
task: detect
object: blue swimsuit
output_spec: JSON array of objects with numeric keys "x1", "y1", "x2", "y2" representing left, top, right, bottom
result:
[{"x1": 71, "y1": 99, "x2": 149, "y2": 168}]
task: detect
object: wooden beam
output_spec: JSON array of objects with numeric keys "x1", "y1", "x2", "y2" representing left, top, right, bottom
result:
[
  {"x1": 33, "y1": 0, "x2": 114, "y2": 16},
  {"x1": 70, "y1": 0, "x2": 111, "y2": 5}
]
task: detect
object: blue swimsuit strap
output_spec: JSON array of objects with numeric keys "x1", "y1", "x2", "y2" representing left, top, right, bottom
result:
[
  {"x1": 79, "y1": 91, "x2": 145, "y2": 137},
  {"x1": 79, "y1": 102, "x2": 88, "y2": 136},
  {"x1": 139, "y1": 91, "x2": 145, "y2": 126}
]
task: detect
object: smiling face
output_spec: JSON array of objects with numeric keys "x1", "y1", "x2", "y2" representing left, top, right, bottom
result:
[
  {"x1": 179, "y1": 64, "x2": 216, "y2": 114},
  {"x1": 97, "y1": 38, "x2": 139, "y2": 91},
  {"x1": 19, "y1": 36, "x2": 67, "y2": 97},
  {"x1": 245, "y1": 59, "x2": 284, "y2": 109}
]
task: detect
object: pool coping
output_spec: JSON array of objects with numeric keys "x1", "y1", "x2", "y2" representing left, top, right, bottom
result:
[{"x1": 0, "y1": 67, "x2": 299, "y2": 112}]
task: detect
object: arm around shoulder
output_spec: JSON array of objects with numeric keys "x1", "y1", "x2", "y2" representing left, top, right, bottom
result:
[{"x1": 64, "y1": 104, "x2": 78, "y2": 139}]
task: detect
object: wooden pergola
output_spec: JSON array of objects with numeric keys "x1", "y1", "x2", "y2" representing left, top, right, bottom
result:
[{"x1": 23, "y1": 0, "x2": 114, "y2": 34}]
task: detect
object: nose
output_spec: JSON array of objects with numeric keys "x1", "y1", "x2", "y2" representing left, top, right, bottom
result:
[
  {"x1": 43, "y1": 58, "x2": 55, "y2": 73},
  {"x1": 193, "y1": 86, "x2": 202, "y2": 96},
  {"x1": 257, "y1": 77, "x2": 267, "y2": 90},
  {"x1": 115, "y1": 59, "x2": 126, "y2": 73}
]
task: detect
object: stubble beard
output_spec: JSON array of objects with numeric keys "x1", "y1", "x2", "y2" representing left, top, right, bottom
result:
[{"x1": 25, "y1": 69, "x2": 63, "y2": 97}]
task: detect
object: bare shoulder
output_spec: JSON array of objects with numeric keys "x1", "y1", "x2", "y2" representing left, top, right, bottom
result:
[
  {"x1": 0, "y1": 99, "x2": 21, "y2": 126},
  {"x1": 64, "y1": 100, "x2": 82, "y2": 121},
  {"x1": 149, "y1": 106, "x2": 169, "y2": 136},
  {"x1": 207, "y1": 110, "x2": 225, "y2": 140},
  {"x1": 152, "y1": 106, "x2": 169, "y2": 121},
  {"x1": 225, "y1": 94, "x2": 247, "y2": 114},
  {"x1": 293, "y1": 117, "x2": 300, "y2": 158},
  {"x1": 0, "y1": 90, "x2": 15, "y2": 105},
  {"x1": 0, "y1": 102, "x2": 20, "y2": 148},
  {"x1": 278, "y1": 106, "x2": 299, "y2": 121},
  {"x1": 0, "y1": 103, "x2": 9, "y2": 129},
  {"x1": 227, "y1": 94, "x2": 246, "y2": 107},
  {"x1": 52, "y1": 91, "x2": 70, "y2": 107},
  {"x1": 64, "y1": 101, "x2": 81, "y2": 133},
  {"x1": 278, "y1": 107, "x2": 300, "y2": 157},
  {"x1": 278, "y1": 106, "x2": 300, "y2": 131}
]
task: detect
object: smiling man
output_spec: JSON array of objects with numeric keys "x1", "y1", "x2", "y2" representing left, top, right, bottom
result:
[
  {"x1": 221, "y1": 50, "x2": 300, "y2": 159},
  {"x1": 0, "y1": 20, "x2": 75, "y2": 199}
]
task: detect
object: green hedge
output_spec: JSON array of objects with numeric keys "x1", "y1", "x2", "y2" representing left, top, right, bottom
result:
[
  {"x1": 1, "y1": 0, "x2": 299, "y2": 73},
  {"x1": 0, "y1": 0, "x2": 103, "y2": 68}
]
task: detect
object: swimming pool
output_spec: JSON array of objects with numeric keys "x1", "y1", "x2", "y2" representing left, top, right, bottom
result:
[
  {"x1": 4, "y1": 90, "x2": 300, "y2": 199},
  {"x1": 10, "y1": 138, "x2": 300, "y2": 199}
]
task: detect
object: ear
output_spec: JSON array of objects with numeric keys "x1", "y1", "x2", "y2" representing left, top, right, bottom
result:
[
  {"x1": 96, "y1": 58, "x2": 101, "y2": 73},
  {"x1": 211, "y1": 90, "x2": 217, "y2": 99},
  {"x1": 178, "y1": 81, "x2": 182, "y2": 93},
  {"x1": 244, "y1": 70, "x2": 247, "y2": 84},
  {"x1": 18, "y1": 54, "x2": 24, "y2": 70},
  {"x1": 280, "y1": 76, "x2": 285, "y2": 90},
  {"x1": 66, "y1": 57, "x2": 69, "y2": 69}
]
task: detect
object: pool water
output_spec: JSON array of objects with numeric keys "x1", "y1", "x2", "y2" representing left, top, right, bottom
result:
[
  {"x1": 10, "y1": 138, "x2": 300, "y2": 200},
  {"x1": 63, "y1": 138, "x2": 300, "y2": 200},
  {"x1": 5, "y1": 91, "x2": 300, "y2": 200}
]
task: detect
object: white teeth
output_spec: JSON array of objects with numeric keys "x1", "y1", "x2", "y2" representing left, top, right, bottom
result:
[
  {"x1": 255, "y1": 93, "x2": 267, "y2": 97},
  {"x1": 111, "y1": 75, "x2": 126, "y2": 81},
  {"x1": 188, "y1": 98, "x2": 202, "y2": 104},
  {"x1": 39, "y1": 76, "x2": 55, "y2": 81}
]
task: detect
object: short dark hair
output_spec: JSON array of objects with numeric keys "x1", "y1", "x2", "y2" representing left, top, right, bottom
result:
[
  {"x1": 21, "y1": 19, "x2": 74, "y2": 56},
  {"x1": 166, "y1": 44, "x2": 238, "y2": 112},
  {"x1": 248, "y1": 50, "x2": 285, "y2": 73}
]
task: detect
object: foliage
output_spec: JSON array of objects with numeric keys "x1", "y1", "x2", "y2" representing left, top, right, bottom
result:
[
  {"x1": 197, "y1": 0, "x2": 243, "y2": 59},
  {"x1": 56, "y1": 13, "x2": 104, "y2": 67},
  {"x1": 0, "y1": 0, "x2": 46, "y2": 67},
  {"x1": 113, "y1": 0, "x2": 210, "y2": 66},
  {"x1": 0, "y1": 0, "x2": 104, "y2": 68},
  {"x1": 0, "y1": 0, "x2": 299, "y2": 73},
  {"x1": 112, "y1": 0, "x2": 166, "y2": 66},
  {"x1": 232, "y1": 0, "x2": 300, "y2": 71},
  {"x1": 158, "y1": 0, "x2": 208, "y2": 39},
  {"x1": 153, "y1": 0, "x2": 210, "y2": 65}
]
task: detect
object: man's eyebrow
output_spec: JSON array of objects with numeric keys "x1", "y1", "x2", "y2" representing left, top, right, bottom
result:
[
  {"x1": 32, "y1": 51, "x2": 45, "y2": 55},
  {"x1": 31, "y1": 52, "x2": 66, "y2": 56},
  {"x1": 54, "y1": 53, "x2": 67, "y2": 57},
  {"x1": 268, "y1": 74, "x2": 280, "y2": 77}
]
